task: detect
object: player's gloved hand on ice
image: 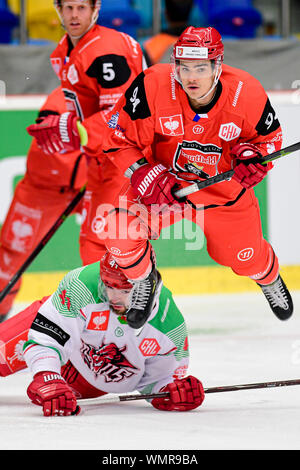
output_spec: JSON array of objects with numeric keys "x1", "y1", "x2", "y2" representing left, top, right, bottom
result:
[
  {"x1": 27, "y1": 371, "x2": 80, "y2": 417},
  {"x1": 27, "y1": 112, "x2": 87, "y2": 155},
  {"x1": 151, "y1": 375, "x2": 205, "y2": 411},
  {"x1": 130, "y1": 163, "x2": 185, "y2": 207},
  {"x1": 231, "y1": 143, "x2": 271, "y2": 189}
]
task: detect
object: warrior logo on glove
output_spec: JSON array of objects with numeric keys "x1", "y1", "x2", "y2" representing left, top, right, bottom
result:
[{"x1": 27, "y1": 112, "x2": 86, "y2": 155}]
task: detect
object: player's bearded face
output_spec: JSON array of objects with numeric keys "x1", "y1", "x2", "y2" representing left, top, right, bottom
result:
[
  {"x1": 60, "y1": 1, "x2": 95, "y2": 37},
  {"x1": 105, "y1": 286, "x2": 132, "y2": 315},
  {"x1": 178, "y1": 59, "x2": 216, "y2": 103}
]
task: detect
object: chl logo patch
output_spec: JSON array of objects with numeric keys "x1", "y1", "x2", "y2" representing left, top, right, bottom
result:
[
  {"x1": 159, "y1": 114, "x2": 184, "y2": 136},
  {"x1": 67, "y1": 64, "x2": 79, "y2": 85},
  {"x1": 219, "y1": 122, "x2": 241, "y2": 141},
  {"x1": 139, "y1": 338, "x2": 160, "y2": 357}
]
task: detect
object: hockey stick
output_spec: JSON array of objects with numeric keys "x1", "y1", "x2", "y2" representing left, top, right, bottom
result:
[
  {"x1": 78, "y1": 377, "x2": 300, "y2": 406},
  {"x1": 174, "y1": 140, "x2": 300, "y2": 199},
  {"x1": 0, "y1": 185, "x2": 86, "y2": 303}
]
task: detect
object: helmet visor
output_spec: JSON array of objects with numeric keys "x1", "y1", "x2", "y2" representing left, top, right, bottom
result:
[{"x1": 175, "y1": 59, "x2": 216, "y2": 79}]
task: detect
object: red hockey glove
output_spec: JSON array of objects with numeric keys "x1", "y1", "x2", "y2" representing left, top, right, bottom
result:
[
  {"x1": 131, "y1": 163, "x2": 184, "y2": 207},
  {"x1": 231, "y1": 143, "x2": 271, "y2": 189},
  {"x1": 27, "y1": 112, "x2": 81, "y2": 155},
  {"x1": 27, "y1": 371, "x2": 80, "y2": 417},
  {"x1": 151, "y1": 375, "x2": 205, "y2": 411}
]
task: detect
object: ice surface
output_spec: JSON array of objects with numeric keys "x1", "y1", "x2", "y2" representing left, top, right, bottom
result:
[{"x1": 1, "y1": 291, "x2": 300, "y2": 451}]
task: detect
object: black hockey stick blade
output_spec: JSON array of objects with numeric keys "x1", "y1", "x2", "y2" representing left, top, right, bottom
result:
[{"x1": 0, "y1": 185, "x2": 86, "y2": 303}]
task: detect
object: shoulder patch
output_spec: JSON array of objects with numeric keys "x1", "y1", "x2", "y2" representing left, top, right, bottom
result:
[
  {"x1": 31, "y1": 313, "x2": 70, "y2": 346},
  {"x1": 123, "y1": 72, "x2": 151, "y2": 120},
  {"x1": 255, "y1": 98, "x2": 280, "y2": 136},
  {"x1": 86, "y1": 54, "x2": 131, "y2": 88}
]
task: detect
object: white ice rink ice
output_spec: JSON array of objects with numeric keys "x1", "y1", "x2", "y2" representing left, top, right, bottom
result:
[{"x1": 1, "y1": 290, "x2": 300, "y2": 451}]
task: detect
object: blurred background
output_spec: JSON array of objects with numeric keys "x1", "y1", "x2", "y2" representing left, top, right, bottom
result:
[
  {"x1": 0, "y1": 0, "x2": 299, "y2": 300},
  {"x1": 1, "y1": 0, "x2": 300, "y2": 91},
  {"x1": 1, "y1": 0, "x2": 299, "y2": 45}
]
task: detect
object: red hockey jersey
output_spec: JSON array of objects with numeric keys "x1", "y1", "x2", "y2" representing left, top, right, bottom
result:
[
  {"x1": 50, "y1": 25, "x2": 145, "y2": 158},
  {"x1": 103, "y1": 63, "x2": 282, "y2": 207}
]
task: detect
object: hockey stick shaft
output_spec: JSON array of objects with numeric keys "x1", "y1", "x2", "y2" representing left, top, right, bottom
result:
[
  {"x1": 174, "y1": 170, "x2": 234, "y2": 198},
  {"x1": 260, "y1": 140, "x2": 300, "y2": 164},
  {"x1": 78, "y1": 378, "x2": 300, "y2": 405},
  {"x1": 174, "y1": 140, "x2": 300, "y2": 199},
  {"x1": 203, "y1": 378, "x2": 300, "y2": 393},
  {"x1": 0, "y1": 185, "x2": 86, "y2": 303}
]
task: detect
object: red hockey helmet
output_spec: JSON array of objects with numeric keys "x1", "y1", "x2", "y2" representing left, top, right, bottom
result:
[
  {"x1": 100, "y1": 252, "x2": 133, "y2": 290},
  {"x1": 173, "y1": 26, "x2": 224, "y2": 62},
  {"x1": 172, "y1": 26, "x2": 224, "y2": 99}
]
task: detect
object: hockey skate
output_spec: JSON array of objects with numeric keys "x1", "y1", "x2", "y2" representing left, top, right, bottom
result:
[
  {"x1": 257, "y1": 275, "x2": 293, "y2": 320},
  {"x1": 127, "y1": 267, "x2": 162, "y2": 329}
]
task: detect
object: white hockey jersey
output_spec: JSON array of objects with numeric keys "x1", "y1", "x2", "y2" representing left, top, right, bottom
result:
[{"x1": 23, "y1": 262, "x2": 189, "y2": 395}]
